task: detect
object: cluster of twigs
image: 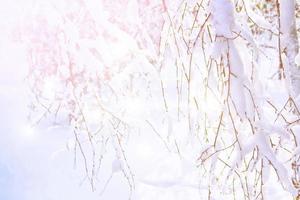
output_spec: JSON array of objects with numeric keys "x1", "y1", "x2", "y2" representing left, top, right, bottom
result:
[
  {"x1": 24, "y1": 0, "x2": 300, "y2": 199},
  {"x1": 163, "y1": 0, "x2": 300, "y2": 199}
]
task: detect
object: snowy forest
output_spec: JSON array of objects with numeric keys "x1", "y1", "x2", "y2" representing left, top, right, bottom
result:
[{"x1": 1, "y1": 0, "x2": 300, "y2": 199}]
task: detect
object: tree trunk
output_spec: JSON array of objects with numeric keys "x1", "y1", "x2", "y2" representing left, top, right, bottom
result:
[{"x1": 280, "y1": 0, "x2": 300, "y2": 97}]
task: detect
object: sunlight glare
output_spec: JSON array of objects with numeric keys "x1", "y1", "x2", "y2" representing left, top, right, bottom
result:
[{"x1": 21, "y1": 124, "x2": 36, "y2": 139}]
